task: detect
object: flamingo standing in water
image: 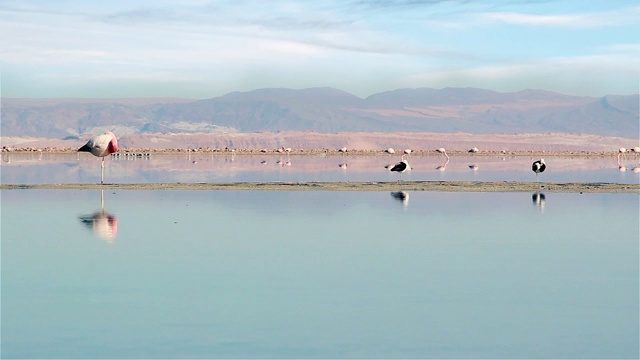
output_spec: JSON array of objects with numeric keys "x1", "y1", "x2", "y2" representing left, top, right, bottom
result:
[
  {"x1": 78, "y1": 131, "x2": 119, "y2": 184},
  {"x1": 616, "y1": 148, "x2": 628, "y2": 171},
  {"x1": 435, "y1": 147, "x2": 449, "y2": 160},
  {"x1": 388, "y1": 159, "x2": 409, "y2": 179},
  {"x1": 532, "y1": 159, "x2": 546, "y2": 178}
]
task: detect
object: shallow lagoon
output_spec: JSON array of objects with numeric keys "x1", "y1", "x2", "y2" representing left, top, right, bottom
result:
[
  {"x1": 1, "y1": 189, "x2": 638, "y2": 358},
  {"x1": 1, "y1": 153, "x2": 639, "y2": 184}
]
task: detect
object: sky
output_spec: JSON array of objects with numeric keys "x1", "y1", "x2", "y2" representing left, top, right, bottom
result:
[{"x1": 1, "y1": 0, "x2": 638, "y2": 99}]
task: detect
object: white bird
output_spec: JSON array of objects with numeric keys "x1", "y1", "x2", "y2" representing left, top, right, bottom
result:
[
  {"x1": 468, "y1": 147, "x2": 479, "y2": 153},
  {"x1": 403, "y1": 149, "x2": 412, "y2": 157},
  {"x1": 338, "y1": 147, "x2": 347, "y2": 153},
  {"x1": 629, "y1": 146, "x2": 640, "y2": 153},
  {"x1": 532, "y1": 159, "x2": 546, "y2": 177},
  {"x1": 385, "y1": 148, "x2": 396, "y2": 154},
  {"x1": 435, "y1": 147, "x2": 449, "y2": 160},
  {"x1": 617, "y1": 148, "x2": 627, "y2": 167},
  {"x1": 78, "y1": 130, "x2": 119, "y2": 184}
]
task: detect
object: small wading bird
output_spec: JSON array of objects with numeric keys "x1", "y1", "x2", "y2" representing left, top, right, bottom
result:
[
  {"x1": 78, "y1": 131, "x2": 119, "y2": 184},
  {"x1": 532, "y1": 159, "x2": 546, "y2": 177}
]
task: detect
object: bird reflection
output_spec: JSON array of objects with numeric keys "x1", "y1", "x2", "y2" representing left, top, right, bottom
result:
[
  {"x1": 79, "y1": 190, "x2": 118, "y2": 242},
  {"x1": 390, "y1": 191, "x2": 409, "y2": 207},
  {"x1": 532, "y1": 192, "x2": 546, "y2": 213},
  {"x1": 436, "y1": 158, "x2": 449, "y2": 171}
]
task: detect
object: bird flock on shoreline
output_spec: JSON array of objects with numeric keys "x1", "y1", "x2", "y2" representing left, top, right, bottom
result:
[{"x1": 77, "y1": 131, "x2": 640, "y2": 184}]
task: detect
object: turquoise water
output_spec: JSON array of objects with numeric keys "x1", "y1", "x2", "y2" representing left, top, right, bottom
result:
[{"x1": 1, "y1": 189, "x2": 638, "y2": 358}]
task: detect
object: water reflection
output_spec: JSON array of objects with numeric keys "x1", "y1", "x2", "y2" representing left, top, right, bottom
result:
[
  {"x1": 78, "y1": 190, "x2": 118, "y2": 242},
  {"x1": 532, "y1": 192, "x2": 546, "y2": 213},
  {"x1": 390, "y1": 191, "x2": 409, "y2": 207},
  {"x1": 1, "y1": 190, "x2": 638, "y2": 359},
  {"x1": 2, "y1": 153, "x2": 639, "y2": 184},
  {"x1": 436, "y1": 158, "x2": 449, "y2": 171}
]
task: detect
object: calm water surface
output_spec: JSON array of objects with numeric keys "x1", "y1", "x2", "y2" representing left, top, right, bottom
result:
[
  {"x1": 1, "y1": 153, "x2": 639, "y2": 184},
  {"x1": 1, "y1": 189, "x2": 638, "y2": 358}
]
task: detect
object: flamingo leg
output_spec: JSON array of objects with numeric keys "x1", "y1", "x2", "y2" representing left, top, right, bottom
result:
[{"x1": 101, "y1": 157, "x2": 105, "y2": 184}]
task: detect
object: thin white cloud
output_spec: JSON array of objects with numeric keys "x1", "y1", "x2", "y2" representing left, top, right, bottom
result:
[{"x1": 483, "y1": 6, "x2": 640, "y2": 28}]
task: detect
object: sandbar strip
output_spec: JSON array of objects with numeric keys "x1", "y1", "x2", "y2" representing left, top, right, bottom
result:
[{"x1": 1, "y1": 181, "x2": 638, "y2": 193}]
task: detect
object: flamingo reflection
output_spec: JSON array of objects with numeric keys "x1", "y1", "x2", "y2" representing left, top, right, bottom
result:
[
  {"x1": 532, "y1": 192, "x2": 546, "y2": 213},
  {"x1": 390, "y1": 191, "x2": 409, "y2": 207},
  {"x1": 79, "y1": 190, "x2": 118, "y2": 242},
  {"x1": 436, "y1": 158, "x2": 449, "y2": 171}
]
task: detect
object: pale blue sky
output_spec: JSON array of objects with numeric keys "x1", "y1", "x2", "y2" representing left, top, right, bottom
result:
[{"x1": 1, "y1": 0, "x2": 638, "y2": 98}]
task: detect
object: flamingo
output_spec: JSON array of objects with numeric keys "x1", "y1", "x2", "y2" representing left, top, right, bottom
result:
[
  {"x1": 435, "y1": 147, "x2": 449, "y2": 160},
  {"x1": 78, "y1": 130, "x2": 119, "y2": 184},
  {"x1": 532, "y1": 159, "x2": 546, "y2": 177},
  {"x1": 338, "y1": 147, "x2": 348, "y2": 153},
  {"x1": 389, "y1": 159, "x2": 409, "y2": 179},
  {"x1": 468, "y1": 147, "x2": 479, "y2": 153},
  {"x1": 629, "y1": 146, "x2": 640, "y2": 153},
  {"x1": 403, "y1": 149, "x2": 412, "y2": 157},
  {"x1": 385, "y1": 148, "x2": 396, "y2": 154},
  {"x1": 617, "y1": 147, "x2": 627, "y2": 167}
]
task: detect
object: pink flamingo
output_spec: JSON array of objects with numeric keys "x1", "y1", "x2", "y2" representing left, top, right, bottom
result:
[
  {"x1": 435, "y1": 147, "x2": 449, "y2": 160},
  {"x1": 78, "y1": 130, "x2": 119, "y2": 184},
  {"x1": 617, "y1": 148, "x2": 627, "y2": 169}
]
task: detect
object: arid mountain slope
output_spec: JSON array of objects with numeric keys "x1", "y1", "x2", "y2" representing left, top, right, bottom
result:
[{"x1": 2, "y1": 87, "x2": 637, "y2": 138}]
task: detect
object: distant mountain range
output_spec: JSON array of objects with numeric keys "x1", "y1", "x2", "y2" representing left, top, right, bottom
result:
[{"x1": 2, "y1": 87, "x2": 638, "y2": 138}]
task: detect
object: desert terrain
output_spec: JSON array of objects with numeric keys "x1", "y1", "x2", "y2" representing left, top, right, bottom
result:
[{"x1": 1, "y1": 131, "x2": 637, "y2": 155}]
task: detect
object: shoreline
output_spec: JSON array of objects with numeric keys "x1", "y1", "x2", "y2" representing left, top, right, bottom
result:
[
  {"x1": 2, "y1": 181, "x2": 638, "y2": 193},
  {"x1": 0, "y1": 147, "x2": 636, "y2": 157}
]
